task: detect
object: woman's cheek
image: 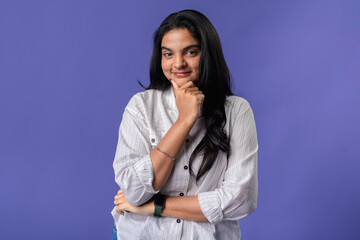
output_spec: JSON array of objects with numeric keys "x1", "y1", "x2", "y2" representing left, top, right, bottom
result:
[
  {"x1": 163, "y1": 71, "x2": 171, "y2": 81},
  {"x1": 161, "y1": 64, "x2": 171, "y2": 80}
]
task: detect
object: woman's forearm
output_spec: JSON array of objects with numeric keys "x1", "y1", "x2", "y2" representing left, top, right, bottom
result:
[
  {"x1": 162, "y1": 196, "x2": 208, "y2": 222},
  {"x1": 115, "y1": 191, "x2": 208, "y2": 222},
  {"x1": 143, "y1": 196, "x2": 208, "y2": 222},
  {"x1": 150, "y1": 119, "x2": 194, "y2": 191},
  {"x1": 150, "y1": 81, "x2": 204, "y2": 191}
]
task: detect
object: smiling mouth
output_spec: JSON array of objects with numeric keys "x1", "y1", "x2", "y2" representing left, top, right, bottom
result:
[{"x1": 173, "y1": 72, "x2": 191, "y2": 77}]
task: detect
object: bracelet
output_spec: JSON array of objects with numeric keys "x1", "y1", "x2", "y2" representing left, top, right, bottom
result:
[{"x1": 154, "y1": 147, "x2": 176, "y2": 161}]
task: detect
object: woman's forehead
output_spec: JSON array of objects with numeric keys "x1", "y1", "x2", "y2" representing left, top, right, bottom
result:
[{"x1": 161, "y1": 28, "x2": 200, "y2": 49}]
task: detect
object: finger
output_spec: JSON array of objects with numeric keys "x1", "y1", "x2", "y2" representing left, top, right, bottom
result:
[
  {"x1": 199, "y1": 94, "x2": 205, "y2": 101},
  {"x1": 114, "y1": 198, "x2": 121, "y2": 204},
  {"x1": 117, "y1": 189, "x2": 123, "y2": 194},
  {"x1": 197, "y1": 94, "x2": 205, "y2": 103},
  {"x1": 171, "y1": 80, "x2": 179, "y2": 90},
  {"x1": 115, "y1": 196, "x2": 125, "y2": 204},
  {"x1": 183, "y1": 87, "x2": 200, "y2": 92},
  {"x1": 116, "y1": 206, "x2": 124, "y2": 215},
  {"x1": 180, "y1": 81, "x2": 195, "y2": 89},
  {"x1": 186, "y1": 90, "x2": 202, "y2": 95},
  {"x1": 198, "y1": 93, "x2": 205, "y2": 98}
]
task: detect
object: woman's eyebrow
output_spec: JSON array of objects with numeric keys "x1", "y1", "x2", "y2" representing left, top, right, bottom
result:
[
  {"x1": 183, "y1": 44, "x2": 201, "y2": 51},
  {"x1": 161, "y1": 45, "x2": 201, "y2": 51},
  {"x1": 161, "y1": 46, "x2": 172, "y2": 51}
]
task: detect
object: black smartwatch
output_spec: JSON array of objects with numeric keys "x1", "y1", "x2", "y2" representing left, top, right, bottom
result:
[{"x1": 153, "y1": 193, "x2": 166, "y2": 218}]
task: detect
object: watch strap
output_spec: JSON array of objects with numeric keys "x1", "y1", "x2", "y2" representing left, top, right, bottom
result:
[
  {"x1": 154, "y1": 205, "x2": 163, "y2": 218},
  {"x1": 153, "y1": 194, "x2": 166, "y2": 218}
]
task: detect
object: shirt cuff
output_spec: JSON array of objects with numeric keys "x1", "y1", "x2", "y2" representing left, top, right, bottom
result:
[
  {"x1": 133, "y1": 155, "x2": 159, "y2": 194},
  {"x1": 111, "y1": 206, "x2": 120, "y2": 224},
  {"x1": 198, "y1": 191, "x2": 223, "y2": 223}
]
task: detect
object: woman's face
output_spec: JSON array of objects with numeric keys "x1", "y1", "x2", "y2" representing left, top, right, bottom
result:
[{"x1": 161, "y1": 28, "x2": 201, "y2": 87}]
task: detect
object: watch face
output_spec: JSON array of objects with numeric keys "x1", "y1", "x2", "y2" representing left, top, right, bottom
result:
[{"x1": 154, "y1": 194, "x2": 165, "y2": 206}]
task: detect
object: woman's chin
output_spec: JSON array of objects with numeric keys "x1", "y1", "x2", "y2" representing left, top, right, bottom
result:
[{"x1": 172, "y1": 79, "x2": 196, "y2": 88}]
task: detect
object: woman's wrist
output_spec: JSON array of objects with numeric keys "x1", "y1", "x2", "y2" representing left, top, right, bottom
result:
[
  {"x1": 175, "y1": 116, "x2": 196, "y2": 129},
  {"x1": 133, "y1": 200, "x2": 155, "y2": 216},
  {"x1": 145, "y1": 201, "x2": 155, "y2": 216}
]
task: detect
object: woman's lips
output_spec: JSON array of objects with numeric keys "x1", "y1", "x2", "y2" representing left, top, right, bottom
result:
[{"x1": 173, "y1": 72, "x2": 191, "y2": 77}]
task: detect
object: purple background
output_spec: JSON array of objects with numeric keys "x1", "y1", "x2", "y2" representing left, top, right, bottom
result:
[{"x1": 1, "y1": 0, "x2": 359, "y2": 239}]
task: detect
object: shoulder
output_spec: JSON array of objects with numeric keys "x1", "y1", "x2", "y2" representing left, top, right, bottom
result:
[
  {"x1": 127, "y1": 89, "x2": 161, "y2": 107},
  {"x1": 125, "y1": 89, "x2": 164, "y2": 119},
  {"x1": 225, "y1": 95, "x2": 257, "y2": 134},
  {"x1": 225, "y1": 95, "x2": 252, "y2": 115}
]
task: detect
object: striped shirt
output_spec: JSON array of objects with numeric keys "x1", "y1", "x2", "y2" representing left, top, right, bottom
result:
[{"x1": 111, "y1": 87, "x2": 258, "y2": 240}]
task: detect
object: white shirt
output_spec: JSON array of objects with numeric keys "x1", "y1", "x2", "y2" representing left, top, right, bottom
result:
[{"x1": 111, "y1": 87, "x2": 258, "y2": 240}]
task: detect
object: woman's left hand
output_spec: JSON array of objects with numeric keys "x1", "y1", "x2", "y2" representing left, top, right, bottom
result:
[{"x1": 114, "y1": 190, "x2": 154, "y2": 216}]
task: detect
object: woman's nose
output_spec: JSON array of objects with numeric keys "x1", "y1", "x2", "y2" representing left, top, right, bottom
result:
[{"x1": 174, "y1": 56, "x2": 186, "y2": 68}]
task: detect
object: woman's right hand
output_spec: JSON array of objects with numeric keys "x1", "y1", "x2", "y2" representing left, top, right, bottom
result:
[{"x1": 171, "y1": 80, "x2": 205, "y2": 125}]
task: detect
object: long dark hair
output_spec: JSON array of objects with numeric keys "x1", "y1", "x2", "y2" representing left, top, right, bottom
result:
[{"x1": 148, "y1": 10, "x2": 233, "y2": 181}]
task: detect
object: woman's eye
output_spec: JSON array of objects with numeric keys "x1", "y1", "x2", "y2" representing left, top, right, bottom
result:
[
  {"x1": 163, "y1": 52, "x2": 172, "y2": 57},
  {"x1": 186, "y1": 50, "x2": 198, "y2": 55}
]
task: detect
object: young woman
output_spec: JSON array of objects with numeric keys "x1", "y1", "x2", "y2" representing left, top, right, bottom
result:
[{"x1": 112, "y1": 10, "x2": 258, "y2": 239}]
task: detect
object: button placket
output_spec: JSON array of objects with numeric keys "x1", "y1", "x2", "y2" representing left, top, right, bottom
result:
[{"x1": 176, "y1": 139, "x2": 190, "y2": 207}]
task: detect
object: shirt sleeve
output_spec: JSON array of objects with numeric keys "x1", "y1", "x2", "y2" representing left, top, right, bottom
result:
[
  {"x1": 198, "y1": 101, "x2": 258, "y2": 223},
  {"x1": 113, "y1": 101, "x2": 159, "y2": 206}
]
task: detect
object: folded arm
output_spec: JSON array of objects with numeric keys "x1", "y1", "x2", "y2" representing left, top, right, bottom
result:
[
  {"x1": 114, "y1": 81, "x2": 203, "y2": 206},
  {"x1": 115, "y1": 103, "x2": 258, "y2": 223}
]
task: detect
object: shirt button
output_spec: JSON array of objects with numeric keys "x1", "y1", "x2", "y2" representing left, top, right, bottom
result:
[
  {"x1": 185, "y1": 138, "x2": 190, "y2": 143},
  {"x1": 184, "y1": 166, "x2": 188, "y2": 170},
  {"x1": 151, "y1": 138, "x2": 155, "y2": 143},
  {"x1": 177, "y1": 219, "x2": 181, "y2": 223},
  {"x1": 179, "y1": 193, "x2": 184, "y2": 196}
]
